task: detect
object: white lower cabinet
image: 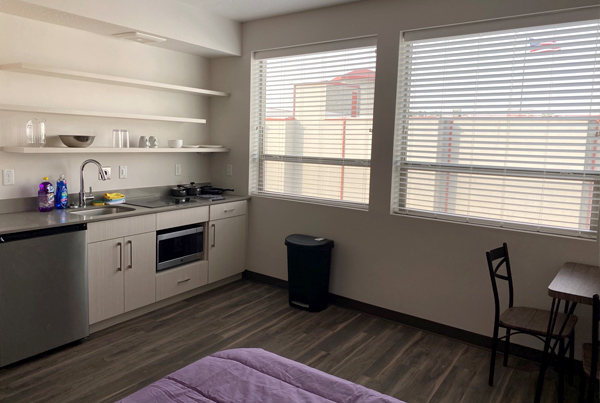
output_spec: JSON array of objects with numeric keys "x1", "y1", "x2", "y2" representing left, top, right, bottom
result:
[
  {"x1": 156, "y1": 260, "x2": 208, "y2": 301},
  {"x1": 87, "y1": 200, "x2": 248, "y2": 325},
  {"x1": 88, "y1": 216, "x2": 156, "y2": 325},
  {"x1": 208, "y1": 201, "x2": 247, "y2": 283}
]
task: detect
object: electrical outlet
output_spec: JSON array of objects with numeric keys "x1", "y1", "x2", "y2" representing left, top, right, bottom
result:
[
  {"x1": 175, "y1": 163, "x2": 181, "y2": 176},
  {"x1": 99, "y1": 166, "x2": 111, "y2": 180},
  {"x1": 2, "y1": 169, "x2": 14, "y2": 186},
  {"x1": 227, "y1": 164, "x2": 233, "y2": 176},
  {"x1": 119, "y1": 165, "x2": 127, "y2": 179}
]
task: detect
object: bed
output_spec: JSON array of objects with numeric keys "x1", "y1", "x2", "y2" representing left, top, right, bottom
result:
[{"x1": 118, "y1": 348, "x2": 404, "y2": 402}]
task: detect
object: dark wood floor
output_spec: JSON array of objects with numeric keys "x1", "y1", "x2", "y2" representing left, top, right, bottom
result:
[{"x1": 0, "y1": 280, "x2": 584, "y2": 402}]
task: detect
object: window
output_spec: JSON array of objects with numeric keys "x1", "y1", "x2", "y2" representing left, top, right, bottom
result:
[
  {"x1": 392, "y1": 18, "x2": 600, "y2": 238},
  {"x1": 250, "y1": 39, "x2": 377, "y2": 209}
]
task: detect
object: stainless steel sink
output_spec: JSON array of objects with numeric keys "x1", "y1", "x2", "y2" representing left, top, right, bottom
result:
[{"x1": 69, "y1": 206, "x2": 136, "y2": 217}]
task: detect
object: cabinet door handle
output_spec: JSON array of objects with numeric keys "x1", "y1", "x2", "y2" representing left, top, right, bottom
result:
[
  {"x1": 127, "y1": 240, "x2": 133, "y2": 270},
  {"x1": 117, "y1": 242, "x2": 122, "y2": 272},
  {"x1": 224, "y1": 208, "x2": 235, "y2": 213},
  {"x1": 177, "y1": 278, "x2": 191, "y2": 284},
  {"x1": 211, "y1": 223, "x2": 216, "y2": 247}
]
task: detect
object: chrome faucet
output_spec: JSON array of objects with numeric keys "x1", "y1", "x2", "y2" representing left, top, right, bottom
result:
[{"x1": 79, "y1": 159, "x2": 107, "y2": 207}]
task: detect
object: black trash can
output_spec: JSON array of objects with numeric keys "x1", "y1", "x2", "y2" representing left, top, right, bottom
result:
[{"x1": 285, "y1": 234, "x2": 334, "y2": 312}]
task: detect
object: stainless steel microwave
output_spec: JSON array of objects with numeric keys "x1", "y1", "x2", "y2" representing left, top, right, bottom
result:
[{"x1": 156, "y1": 223, "x2": 204, "y2": 272}]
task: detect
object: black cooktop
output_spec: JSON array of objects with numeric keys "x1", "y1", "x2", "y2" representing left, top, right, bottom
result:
[{"x1": 126, "y1": 195, "x2": 223, "y2": 208}]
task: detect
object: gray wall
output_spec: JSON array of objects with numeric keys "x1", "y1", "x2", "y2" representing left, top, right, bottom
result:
[{"x1": 210, "y1": 0, "x2": 600, "y2": 356}]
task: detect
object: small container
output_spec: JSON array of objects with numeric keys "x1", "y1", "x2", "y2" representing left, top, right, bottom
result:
[
  {"x1": 55, "y1": 174, "x2": 68, "y2": 209},
  {"x1": 38, "y1": 177, "x2": 55, "y2": 212},
  {"x1": 149, "y1": 136, "x2": 158, "y2": 148}
]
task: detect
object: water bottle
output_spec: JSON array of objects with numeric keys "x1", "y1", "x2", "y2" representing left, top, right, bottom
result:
[
  {"x1": 55, "y1": 174, "x2": 68, "y2": 209},
  {"x1": 38, "y1": 177, "x2": 55, "y2": 212}
]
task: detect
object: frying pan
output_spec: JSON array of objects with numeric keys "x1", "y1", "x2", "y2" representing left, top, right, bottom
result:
[{"x1": 200, "y1": 186, "x2": 234, "y2": 195}]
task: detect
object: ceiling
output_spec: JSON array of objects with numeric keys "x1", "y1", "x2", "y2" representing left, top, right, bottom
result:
[
  {"x1": 174, "y1": 0, "x2": 362, "y2": 22},
  {"x1": 0, "y1": 0, "x2": 364, "y2": 57}
]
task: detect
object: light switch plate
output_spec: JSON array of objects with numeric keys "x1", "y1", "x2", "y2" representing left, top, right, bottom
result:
[
  {"x1": 119, "y1": 165, "x2": 127, "y2": 179},
  {"x1": 175, "y1": 164, "x2": 181, "y2": 176},
  {"x1": 227, "y1": 164, "x2": 233, "y2": 176}
]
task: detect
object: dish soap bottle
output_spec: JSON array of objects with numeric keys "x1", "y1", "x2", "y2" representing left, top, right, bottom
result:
[
  {"x1": 55, "y1": 174, "x2": 68, "y2": 209},
  {"x1": 38, "y1": 177, "x2": 55, "y2": 212}
]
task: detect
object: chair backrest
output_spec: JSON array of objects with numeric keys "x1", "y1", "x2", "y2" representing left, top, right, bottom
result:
[{"x1": 486, "y1": 243, "x2": 515, "y2": 320}]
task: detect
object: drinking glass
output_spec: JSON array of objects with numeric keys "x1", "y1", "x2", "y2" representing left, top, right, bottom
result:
[
  {"x1": 26, "y1": 118, "x2": 46, "y2": 147},
  {"x1": 112, "y1": 129, "x2": 122, "y2": 148},
  {"x1": 121, "y1": 130, "x2": 130, "y2": 148}
]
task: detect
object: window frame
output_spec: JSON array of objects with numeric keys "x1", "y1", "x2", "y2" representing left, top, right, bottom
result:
[
  {"x1": 392, "y1": 17, "x2": 600, "y2": 239},
  {"x1": 250, "y1": 39, "x2": 377, "y2": 210}
]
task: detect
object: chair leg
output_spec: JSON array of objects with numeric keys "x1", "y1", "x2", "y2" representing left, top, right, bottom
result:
[
  {"x1": 489, "y1": 323, "x2": 499, "y2": 386},
  {"x1": 558, "y1": 339, "x2": 565, "y2": 403},
  {"x1": 503, "y1": 328, "x2": 511, "y2": 367},
  {"x1": 579, "y1": 373, "x2": 587, "y2": 403},
  {"x1": 569, "y1": 331, "x2": 575, "y2": 385}
]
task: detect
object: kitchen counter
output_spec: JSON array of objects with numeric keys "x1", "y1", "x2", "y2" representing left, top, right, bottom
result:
[{"x1": 0, "y1": 195, "x2": 250, "y2": 236}]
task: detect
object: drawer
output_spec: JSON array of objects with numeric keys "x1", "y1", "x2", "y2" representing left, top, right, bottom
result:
[
  {"x1": 155, "y1": 260, "x2": 208, "y2": 301},
  {"x1": 210, "y1": 201, "x2": 247, "y2": 220},
  {"x1": 156, "y1": 206, "x2": 209, "y2": 230},
  {"x1": 87, "y1": 214, "x2": 156, "y2": 243}
]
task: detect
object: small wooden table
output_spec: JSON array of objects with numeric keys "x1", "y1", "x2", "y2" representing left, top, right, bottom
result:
[{"x1": 535, "y1": 262, "x2": 600, "y2": 403}]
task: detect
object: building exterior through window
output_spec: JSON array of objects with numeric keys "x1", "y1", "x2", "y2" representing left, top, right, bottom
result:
[
  {"x1": 393, "y1": 19, "x2": 600, "y2": 238},
  {"x1": 251, "y1": 44, "x2": 377, "y2": 209}
]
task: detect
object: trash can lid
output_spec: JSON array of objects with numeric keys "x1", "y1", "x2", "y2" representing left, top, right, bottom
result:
[{"x1": 285, "y1": 234, "x2": 334, "y2": 248}]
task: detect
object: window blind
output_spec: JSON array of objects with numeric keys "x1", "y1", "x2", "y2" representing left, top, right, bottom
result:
[
  {"x1": 250, "y1": 40, "x2": 377, "y2": 209},
  {"x1": 393, "y1": 19, "x2": 600, "y2": 238}
]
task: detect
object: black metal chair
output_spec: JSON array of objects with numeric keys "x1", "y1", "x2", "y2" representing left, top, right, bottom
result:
[
  {"x1": 580, "y1": 293, "x2": 599, "y2": 403},
  {"x1": 486, "y1": 243, "x2": 578, "y2": 388}
]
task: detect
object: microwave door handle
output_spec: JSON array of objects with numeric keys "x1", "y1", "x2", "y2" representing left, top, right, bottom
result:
[
  {"x1": 157, "y1": 227, "x2": 201, "y2": 241},
  {"x1": 211, "y1": 223, "x2": 216, "y2": 248}
]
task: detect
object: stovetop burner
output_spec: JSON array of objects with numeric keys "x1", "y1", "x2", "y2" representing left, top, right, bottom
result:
[{"x1": 126, "y1": 194, "x2": 224, "y2": 209}]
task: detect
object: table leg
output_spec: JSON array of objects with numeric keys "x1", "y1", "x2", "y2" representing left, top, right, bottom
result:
[{"x1": 535, "y1": 298, "x2": 561, "y2": 403}]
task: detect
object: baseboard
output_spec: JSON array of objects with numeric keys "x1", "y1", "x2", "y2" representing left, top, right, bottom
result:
[{"x1": 243, "y1": 270, "x2": 550, "y2": 364}]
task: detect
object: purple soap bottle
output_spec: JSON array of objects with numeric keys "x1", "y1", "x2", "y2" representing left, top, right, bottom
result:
[{"x1": 38, "y1": 177, "x2": 55, "y2": 212}]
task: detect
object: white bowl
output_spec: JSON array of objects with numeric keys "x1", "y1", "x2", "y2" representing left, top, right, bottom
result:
[{"x1": 168, "y1": 140, "x2": 183, "y2": 148}]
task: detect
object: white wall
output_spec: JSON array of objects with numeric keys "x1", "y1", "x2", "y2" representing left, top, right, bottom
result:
[
  {"x1": 0, "y1": 13, "x2": 216, "y2": 199},
  {"x1": 209, "y1": 0, "x2": 600, "y2": 355}
]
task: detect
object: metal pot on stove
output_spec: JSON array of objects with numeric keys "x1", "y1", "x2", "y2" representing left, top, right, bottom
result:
[
  {"x1": 170, "y1": 185, "x2": 187, "y2": 197},
  {"x1": 183, "y1": 182, "x2": 202, "y2": 196}
]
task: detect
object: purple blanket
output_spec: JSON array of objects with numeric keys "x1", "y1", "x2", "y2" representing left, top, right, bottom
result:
[{"x1": 118, "y1": 348, "x2": 404, "y2": 402}]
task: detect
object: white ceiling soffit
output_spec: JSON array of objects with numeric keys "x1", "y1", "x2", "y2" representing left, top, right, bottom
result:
[
  {"x1": 174, "y1": 0, "x2": 362, "y2": 22},
  {"x1": 0, "y1": 0, "x2": 242, "y2": 57}
]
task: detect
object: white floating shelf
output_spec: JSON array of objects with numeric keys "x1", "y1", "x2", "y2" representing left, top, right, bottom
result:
[
  {"x1": 1, "y1": 147, "x2": 229, "y2": 154},
  {"x1": 0, "y1": 104, "x2": 206, "y2": 124},
  {"x1": 0, "y1": 63, "x2": 229, "y2": 97}
]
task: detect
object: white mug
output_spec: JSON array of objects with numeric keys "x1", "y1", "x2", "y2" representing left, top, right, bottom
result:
[
  {"x1": 149, "y1": 136, "x2": 158, "y2": 148},
  {"x1": 138, "y1": 136, "x2": 149, "y2": 148}
]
